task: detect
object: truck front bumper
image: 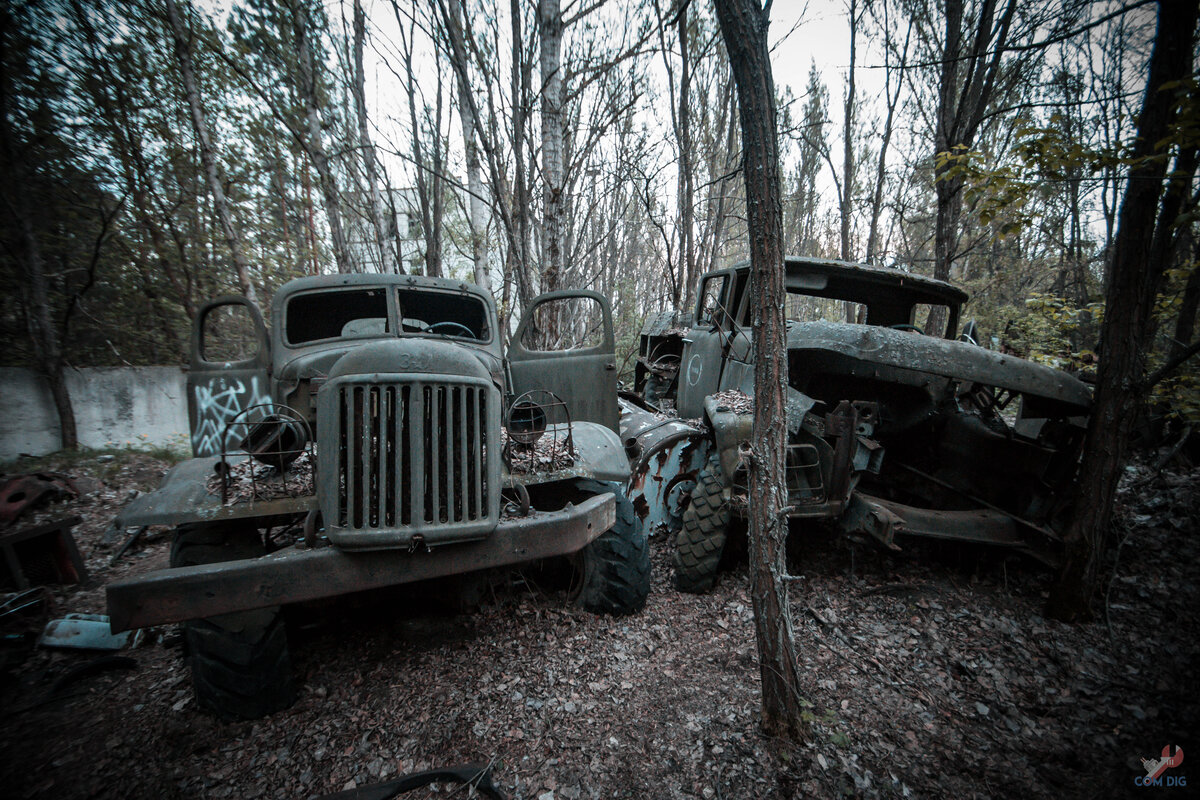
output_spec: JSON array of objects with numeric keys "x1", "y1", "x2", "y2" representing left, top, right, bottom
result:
[{"x1": 107, "y1": 493, "x2": 616, "y2": 632}]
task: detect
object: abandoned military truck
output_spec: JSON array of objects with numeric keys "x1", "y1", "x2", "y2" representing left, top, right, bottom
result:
[
  {"x1": 105, "y1": 273, "x2": 649, "y2": 719},
  {"x1": 628, "y1": 257, "x2": 1092, "y2": 591}
]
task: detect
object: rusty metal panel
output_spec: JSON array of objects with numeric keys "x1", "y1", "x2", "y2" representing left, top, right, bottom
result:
[
  {"x1": 113, "y1": 458, "x2": 314, "y2": 529},
  {"x1": 786, "y1": 321, "x2": 1092, "y2": 411},
  {"x1": 619, "y1": 399, "x2": 711, "y2": 538},
  {"x1": 106, "y1": 492, "x2": 616, "y2": 632}
]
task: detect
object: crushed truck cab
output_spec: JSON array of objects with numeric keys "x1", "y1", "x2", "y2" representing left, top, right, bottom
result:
[{"x1": 628, "y1": 257, "x2": 1092, "y2": 591}]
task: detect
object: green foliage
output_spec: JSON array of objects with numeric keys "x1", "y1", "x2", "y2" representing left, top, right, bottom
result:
[{"x1": 1002, "y1": 293, "x2": 1103, "y2": 373}]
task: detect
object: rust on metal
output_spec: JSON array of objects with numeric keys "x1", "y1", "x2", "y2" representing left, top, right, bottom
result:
[{"x1": 106, "y1": 492, "x2": 616, "y2": 632}]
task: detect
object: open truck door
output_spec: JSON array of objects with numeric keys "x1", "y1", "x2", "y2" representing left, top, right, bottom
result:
[
  {"x1": 508, "y1": 290, "x2": 618, "y2": 432},
  {"x1": 187, "y1": 296, "x2": 271, "y2": 456}
]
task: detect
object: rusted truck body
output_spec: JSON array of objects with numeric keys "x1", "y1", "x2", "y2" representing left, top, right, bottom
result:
[
  {"x1": 627, "y1": 257, "x2": 1092, "y2": 591},
  {"x1": 106, "y1": 274, "x2": 648, "y2": 719}
]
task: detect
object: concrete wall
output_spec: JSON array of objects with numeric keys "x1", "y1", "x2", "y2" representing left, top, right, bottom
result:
[{"x1": 0, "y1": 367, "x2": 189, "y2": 463}]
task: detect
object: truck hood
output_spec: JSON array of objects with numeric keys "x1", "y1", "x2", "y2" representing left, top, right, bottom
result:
[
  {"x1": 277, "y1": 339, "x2": 503, "y2": 385},
  {"x1": 786, "y1": 321, "x2": 1092, "y2": 412}
]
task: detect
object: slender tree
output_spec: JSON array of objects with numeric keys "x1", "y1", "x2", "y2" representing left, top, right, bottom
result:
[
  {"x1": 713, "y1": 0, "x2": 807, "y2": 741},
  {"x1": 165, "y1": 0, "x2": 257, "y2": 302},
  {"x1": 1048, "y1": 0, "x2": 1199, "y2": 621}
]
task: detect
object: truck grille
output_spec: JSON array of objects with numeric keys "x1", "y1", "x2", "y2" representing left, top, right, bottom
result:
[{"x1": 321, "y1": 377, "x2": 499, "y2": 545}]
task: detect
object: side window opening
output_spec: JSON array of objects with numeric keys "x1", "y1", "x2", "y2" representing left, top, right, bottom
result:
[
  {"x1": 520, "y1": 296, "x2": 606, "y2": 351},
  {"x1": 783, "y1": 291, "x2": 866, "y2": 324},
  {"x1": 201, "y1": 303, "x2": 261, "y2": 363},
  {"x1": 913, "y1": 304, "x2": 952, "y2": 337},
  {"x1": 696, "y1": 275, "x2": 729, "y2": 327}
]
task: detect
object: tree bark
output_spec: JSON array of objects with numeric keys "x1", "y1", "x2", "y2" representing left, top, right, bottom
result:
[
  {"x1": 538, "y1": 0, "x2": 564, "y2": 292},
  {"x1": 931, "y1": 0, "x2": 1016, "y2": 331},
  {"x1": 866, "y1": 7, "x2": 910, "y2": 265},
  {"x1": 714, "y1": 0, "x2": 807, "y2": 742},
  {"x1": 292, "y1": 0, "x2": 353, "y2": 274},
  {"x1": 1048, "y1": 0, "x2": 1199, "y2": 621},
  {"x1": 165, "y1": 0, "x2": 257, "y2": 303},
  {"x1": 352, "y1": 0, "x2": 392, "y2": 273},
  {"x1": 449, "y1": 0, "x2": 490, "y2": 290},
  {"x1": 677, "y1": 6, "x2": 696, "y2": 308},
  {"x1": 0, "y1": 18, "x2": 77, "y2": 448},
  {"x1": 840, "y1": 0, "x2": 857, "y2": 265}
]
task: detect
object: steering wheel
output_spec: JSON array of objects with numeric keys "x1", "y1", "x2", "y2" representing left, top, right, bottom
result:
[
  {"x1": 428, "y1": 321, "x2": 475, "y2": 338},
  {"x1": 889, "y1": 324, "x2": 924, "y2": 334}
]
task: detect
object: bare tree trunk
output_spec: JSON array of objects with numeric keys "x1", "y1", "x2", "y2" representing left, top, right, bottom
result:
[
  {"x1": 538, "y1": 0, "x2": 564, "y2": 292},
  {"x1": 0, "y1": 31, "x2": 77, "y2": 448},
  {"x1": 931, "y1": 0, "x2": 1016, "y2": 331},
  {"x1": 1048, "y1": 0, "x2": 1199, "y2": 622},
  {"x1": 352, "y1": 0, "x2": 391, "y2": 273},
  {"x1": 511, "y1": 0, "x2": 534, "y2": 306},
  {"x1": 449, "y1": 0, "x2": 490, "y2": 290},
  {"x1": 714, "y1": 0, "x2": 807, "y2": 742},
  {"x1": 677, "y1": 6, "x2": 696, "y2": 308},
  {"x1": 865, "y1": 5, "x2": 909, "y2": 265},
  {"x1": 398, "y1": 9, "x2": 442, "y2": 277},
  {"x1": 840, "y1": 0, "x2": 857, "y2": 265},
  {"x1": 165, "y1": 0, "x2": 256, "y2": 303},
  {"x1": 292, "y1": 0, "x2": 353, "y2": 273}
]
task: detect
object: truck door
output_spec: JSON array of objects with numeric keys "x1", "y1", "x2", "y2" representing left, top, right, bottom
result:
[
  {"x1": 676, "y1": 271, "x2": 737, "y2": 418},
  {"x1": 187, "y1": 297, "x2": 271, "y2": 456},
  {"x1": 508, "y1": 290, "x2": 618, "y2": 432}
]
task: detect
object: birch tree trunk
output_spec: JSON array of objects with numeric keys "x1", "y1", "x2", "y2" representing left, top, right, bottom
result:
[
  {"x1": 0, "y1": 37, "x2": 77, "y2": 448},
  {"x1": 352, "y1": 0, "x2": 392, "y2": 273},
  {"x1": 449, "y1": 0, "x2": 490, "y2": 290},
  {"x1": 713, "y1": 0, "x2": 807, "y2": 742},
  {"x1": 538, "y1": 0, "x2": 564, "y2": 293},
  {"x1": 677, "y1": 6, "x2": 696, "y2": 308}
]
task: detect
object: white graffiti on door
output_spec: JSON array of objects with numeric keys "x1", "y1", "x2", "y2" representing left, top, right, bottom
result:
[{"x1": 191, "y1": 376, "x2": 272, "y2": 456}]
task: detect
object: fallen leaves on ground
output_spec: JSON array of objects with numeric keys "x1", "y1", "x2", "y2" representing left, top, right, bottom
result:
[{"x1": 0, "y1": 453, "x2": 1196, "y2": 799}]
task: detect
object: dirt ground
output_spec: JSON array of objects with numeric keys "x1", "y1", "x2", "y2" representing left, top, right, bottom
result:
[{"x1": 0, "y1": 452, "x2": 1197, "y2": 799}]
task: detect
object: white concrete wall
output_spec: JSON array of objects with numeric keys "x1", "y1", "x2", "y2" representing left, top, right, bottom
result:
[{"x1": 0, "y1": 367, "x2": 189, "y2": 462}]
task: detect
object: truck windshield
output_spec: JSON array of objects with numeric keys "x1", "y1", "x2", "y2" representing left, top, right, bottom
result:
[
  {"x1": 397, "y1": 288, "x2": 490, "y2": 342},
  {"x1": 286, "y1": 288, "x2": 389, "y2": 345}
]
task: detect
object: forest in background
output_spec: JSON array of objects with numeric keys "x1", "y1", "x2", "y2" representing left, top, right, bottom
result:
[{"x1": 1, "y1": 0, "x2": 1197, "y2": 433}]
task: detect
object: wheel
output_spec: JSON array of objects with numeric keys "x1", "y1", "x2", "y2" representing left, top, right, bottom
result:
[
  {"x1": 573, "y1": 481, "x2": 650, "y2": 615},
  {"x1": 673, "y1": 451, "x2": 731, "y2": 593},
  {"x1": 170, "y1": 523, "x2": 295, "y2": 720}
]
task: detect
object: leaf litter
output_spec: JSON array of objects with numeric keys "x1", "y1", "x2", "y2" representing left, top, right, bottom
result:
[{"x1": 0, "y1": 453, "x2": 1196, "y2": 799}]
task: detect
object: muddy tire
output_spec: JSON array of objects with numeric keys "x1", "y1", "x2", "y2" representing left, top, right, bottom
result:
[
  {"x1": 673, "y1": 452, "x2": 731, "y2": 593},
  {"x1": 170, "y1": 524, "x2": 295, "y2": 720},
  {"x1": 574, "y1": 481, "x2": 651, "y2": 615}
]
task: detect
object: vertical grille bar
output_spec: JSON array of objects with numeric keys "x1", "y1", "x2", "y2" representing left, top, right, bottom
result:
[
  {"x1": 348, "y1": 386, "x2": 360, "y2": 528},
  {"x1": 329, "y1": 378, "x2": 494, "y2": 541},
  {"x1": 410, "y1": 383, "x2": 424, "y2": 525},
  {"x1": 458, "y1": 386, "x2": 468, "y2": 522}
]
